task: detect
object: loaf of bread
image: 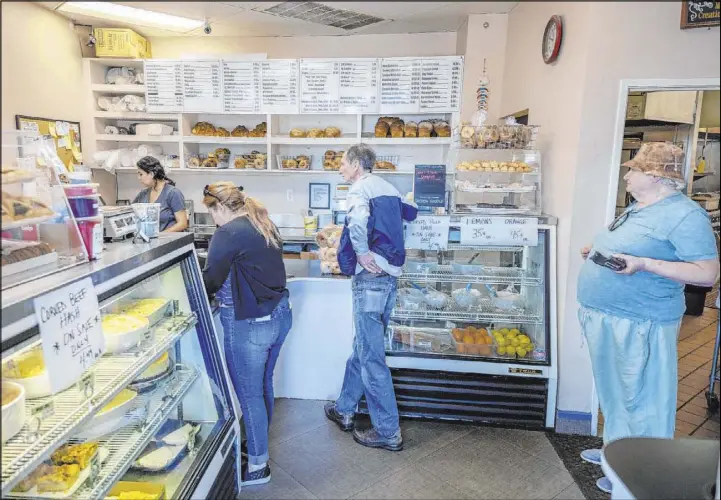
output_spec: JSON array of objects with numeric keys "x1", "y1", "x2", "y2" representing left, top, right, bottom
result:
[
  {"x1": 374, "y1": 121, "x2": 390, "y2": 138},
  {"x1": 1, "y1": 239, "x2": 54, "y2": 267},
  {"x1": 374, "y1": 160, "x2": 396, "y2": 171},
  {"x1": 390, "y1": 119, "x2": 405, "y2": 138},
  {"x1": 404, "y1": 122, "x2": 418, "y2": 138},
  {"x1": 418, "y1": 121, "x2": 433, "y2": 138},
  {"x1": 433, "y1": 121, "x2": 450, "y2": 138}
]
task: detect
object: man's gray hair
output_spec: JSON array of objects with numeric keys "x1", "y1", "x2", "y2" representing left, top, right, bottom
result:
[{"x1": 346, "y1": 143, "x2": 376, "y2": 172}]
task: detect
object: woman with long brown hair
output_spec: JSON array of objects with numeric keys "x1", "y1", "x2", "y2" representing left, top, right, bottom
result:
[{"x1": 202, "y1": 181, "x2": 290, "y2": 486}]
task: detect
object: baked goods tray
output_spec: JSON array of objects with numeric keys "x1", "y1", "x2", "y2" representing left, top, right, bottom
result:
[
  {"x1": 391, "y1": 301, "x2": 543, "y2": 325},
  {"x1": 1, "y1": 252, "x2": 58, "y2": 278},
  {"x1": 0, "y1": 313, "x2": 197, "y2": 496},
  {"x1": 8, "y1": 366, "x2": 198, "y2": 500},
  {"x1": 1, "y1": 214, "x2": 60, "y2": 231},
  {"x1": 70, "y1": 366, "x2": 198, "y2": 500}
]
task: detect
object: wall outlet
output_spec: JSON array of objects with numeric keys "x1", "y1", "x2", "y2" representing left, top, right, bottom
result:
[{"x1": 286, "y1": 189, "x2": 294, "y2": 202}]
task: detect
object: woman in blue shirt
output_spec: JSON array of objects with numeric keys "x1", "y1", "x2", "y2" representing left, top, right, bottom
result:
[
  {"x1": 202, "y1": 182, "x2": 290, "y2": 487},
  {"x1": 132, "y1": 157, "x2": 188, "y2": 232},
  {"x1": 576, "y1": 142, "x2": 719, "y2": 494}
]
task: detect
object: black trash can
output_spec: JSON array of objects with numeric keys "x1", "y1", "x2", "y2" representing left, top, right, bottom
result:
[{"x1": 684, "y1": 284, "x2": 712, "y2": 316}]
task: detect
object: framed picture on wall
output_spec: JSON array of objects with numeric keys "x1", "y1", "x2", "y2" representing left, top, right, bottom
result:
[{"x1": 309, "y1": 183, "x2": 331, "y2": 210}]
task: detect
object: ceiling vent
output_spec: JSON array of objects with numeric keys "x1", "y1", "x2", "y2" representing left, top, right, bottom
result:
[{"x1": 258, "y1": 2, "x2": 384, "y2": 30}]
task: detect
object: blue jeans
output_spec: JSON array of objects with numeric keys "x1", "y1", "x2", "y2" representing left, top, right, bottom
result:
[
  {"x1": 220, "y1": 296, "x2": 292, "y2": 465},
  {"x1": 336, "y1": 272, "x2": 400, "y2": 438}
]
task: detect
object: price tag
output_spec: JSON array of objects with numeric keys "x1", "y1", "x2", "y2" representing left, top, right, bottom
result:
[
  {"x1": 76, "y1": 371, "x2": 96, "y2": 400},
  {"x1": 460, "y1": 216, "x2": 538, "y2": 247},
  {"x1": 33, "y1": 277, "x2": 105, "y2": 393},
  {"x1": 31, "y1": 400, "x2": 55, "y2": 420},
  {"x1": 404, "y1": 216, "x2": 450, "y2": 250},
  {"x1": 88, "y1": 453, "x2": 100, "y2": 486}
]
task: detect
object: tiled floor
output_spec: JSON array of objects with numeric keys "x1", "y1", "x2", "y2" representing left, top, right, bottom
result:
[
  {"x1": 240, "y1": 399, "x2": 584, "y2": 500},
  {"x1": 598, "y1": 306, "x2": 720, "y2": 439}
]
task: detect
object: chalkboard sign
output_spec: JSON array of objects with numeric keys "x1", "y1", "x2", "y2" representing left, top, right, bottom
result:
[
  {"x1": 681, "y1": 1, "x2": 720, "y2": 29},
  {"x1": 414, "y1": 164, "x2": 446, "y2": 209}
]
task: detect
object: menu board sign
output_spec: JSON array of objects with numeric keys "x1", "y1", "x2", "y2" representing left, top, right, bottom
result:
[
  {"x1": 144, "y1": 60, "x2": 184, "y2": 113},
  {"x1": 182, "y1": 60, "x2": 223, "y2": 113},
  {"x1": 680, "y1": 1, "x2": 720, "y2": 28},
  {"x1": 460, "y1": 216, "x2": 539, "y2": 247},
  {"x1": 414, "y1": 164, "x2": 447, "y2": 208},
  {"x1": 261, "y1": 59, "x2": 300, "y2": 114},
  {"x1": 33, "y1": 278, "x2": 105, "y2": 393},
  {"x1": 222, "y1": 60, "x2": 262, "y2": 113},
  {"x1": 404, "y1": 215, "x2": 450, "y2": 250},
  {"x1": 420, "y1": 56, "x2": 463, "y2": 112},
  {"x1": 339, "y1": 59, "x2": 379, "y2": 113},
  {"x1": 300, "y1": 59, "x2": 340, "y2": 113},
  {"x1": 380, "y1": 57, "x2": 422, "y2": 114}
]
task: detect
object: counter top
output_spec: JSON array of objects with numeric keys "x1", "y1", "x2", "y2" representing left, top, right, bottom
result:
[
  {"x1": 284, "y1": 259, "x2": 350, "y2": 282},
  {"x1": 2, "y1": 233, "x2": 195, "y2": 336}
]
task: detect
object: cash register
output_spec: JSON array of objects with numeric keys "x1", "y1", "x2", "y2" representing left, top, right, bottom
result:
[{"x1": 101, "y1": 204, "x2": 137, "y2": 241}]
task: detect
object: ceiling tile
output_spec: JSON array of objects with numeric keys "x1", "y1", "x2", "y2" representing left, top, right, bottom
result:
[
  {"x1": 113, "y1": 1, "x2": 243, "y2": 22},
  {"x1": 314, "y1": 2, "x2": 450, "y2": 20},
  {"x1": 447, "y1": 2, "x2": 518, "y2": 15},
  {"x1": 207, "y1": 9, "x2": 346, "y2": 37}
]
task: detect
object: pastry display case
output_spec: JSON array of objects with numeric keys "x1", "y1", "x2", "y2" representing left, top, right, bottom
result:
[
  {"x1": 369, "y1": 216, "x2": 558, "y2": 430},
  {"x1": 449, "y1": 149, "x2": 542, "y2": 215},
  {"x1": 2, "y1": 131, "x2": 89, "y2": 290},
  {"x1": 1, "y1": 234, "x2": 241, "y2": 499}
]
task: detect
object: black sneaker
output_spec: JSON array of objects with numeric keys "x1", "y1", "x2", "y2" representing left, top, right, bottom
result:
[
  {"x1": 241, "y1": 463, "x2": 271, "y2": 486},
  {"x1": 352, "y1": 427, "x2": 403, "y2": 452},
  {"x1": 324, "y1": 402, "x2": 354, "y2": 432}
]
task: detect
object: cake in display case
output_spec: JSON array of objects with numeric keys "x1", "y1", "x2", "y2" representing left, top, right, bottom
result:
[{"x1": 1, "y1": 234, "x2": 241, "y2": 499}]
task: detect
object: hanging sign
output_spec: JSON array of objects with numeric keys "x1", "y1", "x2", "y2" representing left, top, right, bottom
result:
[
  {"x1": 182, "y1": 60, "x2": 223, "y2": 113},
  {"x1": 145, "y1": 60, "x2": 184, "y2": 113},
  {"x1": 680, "y1": 1, "x2": 720, "y2": 29},
  {"x1": 460, "y1": 216, "x2": 539, "y2": 247},
  {"x1": 414, "y1": 164, "x2": 447, "y2": 208},
  {"x1": 339, "y1": 58, "x2": 380, "y2": 113},
  {"x1": 222, "y1": 60, "x2": 262, "y2": 113},
  {"x1": 33, "y1": 277, "x2": 105, "y2": 393},
  {"x1": 404, "y1": 215, "x2": 450, "y2": 250},
  {"x1": 300, "y1": 59, "x2": 341, "y2": 113},
  {"x1": 261, "y1": 59, "x2": 300, "y2": 114}
]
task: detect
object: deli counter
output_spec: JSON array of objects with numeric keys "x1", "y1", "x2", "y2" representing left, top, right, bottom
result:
[{"x1": 1, "y1": 233, "x2": 241, "y2": 499}]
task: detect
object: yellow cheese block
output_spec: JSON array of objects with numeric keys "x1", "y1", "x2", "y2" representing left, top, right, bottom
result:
[
  {"x1": 98, "y1": 388, "x2": 136, "y2": 416},
  {"x1": 102, "y1": 314, "x2": 149, "y2": 335}
]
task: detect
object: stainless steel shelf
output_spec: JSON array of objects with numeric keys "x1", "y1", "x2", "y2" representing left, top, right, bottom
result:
[
  {"x1": 401, "y1": 266, "x2": 542, "y2": 286},
  {"x1": 392, "y1": 301, "x2": 542, "y2": 324},
  {"x1": 446, "y1": 243, "x2": 525, "y2": 252},
  {"x1": 71, "y1": 365, "x2": 199, "y2": 500},
  {"x1": 1, "y1": 314, "x2": 198, "y2": 496}
]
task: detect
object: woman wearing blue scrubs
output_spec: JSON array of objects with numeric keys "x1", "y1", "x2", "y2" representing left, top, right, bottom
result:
[{"x1": 576, "y1": 142, "x2": 719, "y2": 494}]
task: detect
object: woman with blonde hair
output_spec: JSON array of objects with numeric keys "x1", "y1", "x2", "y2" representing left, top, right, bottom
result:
[{"x1": 202, "y1": 182, "x2": 290, "y2": 486}]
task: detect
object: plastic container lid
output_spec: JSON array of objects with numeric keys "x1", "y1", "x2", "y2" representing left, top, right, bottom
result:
[{"x1": 67, "y1": 194, "x2": 101, "y2": 199}]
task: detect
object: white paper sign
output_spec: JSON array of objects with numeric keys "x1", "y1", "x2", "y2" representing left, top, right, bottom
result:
[
  {"x1": 460, "y1": 216, "x2": 538, "y2": 247},
  {"x1": 183, "y1": 60, "x2": 223, "y2": 113},
  {"x1": 222, "y1": 60, "x2": 262, "y2": 113},
  {"x1": 380, "y1": 57, "x2": 422, "y2": 114},
  {"x1": 404, "y1": 215, "x2": 450, "y2": 250},
  {"x1": 300, "y1": 59, "x2": 340, "y2": 113},
  {"x1": 420, "y1": 56, "x2": 463, "y2": 112},
  {"x1": 145, "y1": 60, "x2": 184, "y2": 113},
  {"x1": 33, "y1": 277, "x2": 105, "y2": 393},
  {"x1": 261, "y1": 59, "x2": 300, "y2": 114},
  {"x1": 339, "y1": 59, "x2": 379, "y2": 113}
]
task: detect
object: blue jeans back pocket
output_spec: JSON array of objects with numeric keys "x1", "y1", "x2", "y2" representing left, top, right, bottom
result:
[{"x1": 361, "y1": 289, "x2": 387, "y2": 313}]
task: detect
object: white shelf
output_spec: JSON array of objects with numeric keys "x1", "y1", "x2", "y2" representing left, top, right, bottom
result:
[
  {"x1": 91, "y1": 84, "x2": 146, "y2": 94},
  {"x1": 182, "y1": 136, "x2": 266, "y2": 145},
  {"x1": 86, "y1": 57, "x2": 146, "y2": 67},
  {"x1": 96, "y1": 134, "x2": 179, "y2": 143},
  {"x1": 361, "y1": 137, "x2": 452, "y2": 145},
  {"x1": 272, "y1": 135, "x2": 358, "y2": 145},
  {"x1": 0, "y1": 313, "x2": 198, "y2": 496},
  {"x1": 93, "y1": 111, "x2": 179, "y2": 121}
]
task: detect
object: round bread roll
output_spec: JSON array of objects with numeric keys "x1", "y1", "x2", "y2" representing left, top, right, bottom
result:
[
  {"x1": 324, "y1": 150, "x2": 336, "y2": 161},
  {"x1": 307, "y1": 128, "x2": 323, "y2": 138},
  {"x1": 326, "y1": 248, "x2": 338, "y2": 261},
  {"x1": 297, "y1": 158, "x2": 309, "y2": 170},
  {"x1": 320, "y1": 261, "x2": 333, "y2": 275},
  {"x1": 234, "y1": 158, "x2": 248, "y2": 169},
  {"x1": 324, "y1": 126, "x2": 341, "y2": 138},
  {"x1": 254, "y1": 157, "x2": 266, "y2": 170},
  {"x1": 231, "y1": 125, "x2": 249, "y2": 137},
  {"x1": 282, "y1": 159, "x2": 297, "y2": 169},
  {"x1": 215, "y1": 127, "x2": 231, "y2": 137},
  {"x1": 290, "y1": 128, "x2": 306, "y2": 138},
  {"x1": 330, "y1": 262, "x2": 341, "y2": 274}
]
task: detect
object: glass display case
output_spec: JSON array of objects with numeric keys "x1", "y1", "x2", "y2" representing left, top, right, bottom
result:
[
  {"x1": 2, "y1": 131, "x2": 88, "y2": 290},
  {"x1": 1, "y1": 234, "x2": 240, "y2": 499},
  {"x1": 449, "y1": 149, "x2": 542, "y2": 215}
]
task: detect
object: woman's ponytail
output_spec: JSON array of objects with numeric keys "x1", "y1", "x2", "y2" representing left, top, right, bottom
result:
[{"x1": 244, "y1": 197, "x2": 282, "y2": 249}]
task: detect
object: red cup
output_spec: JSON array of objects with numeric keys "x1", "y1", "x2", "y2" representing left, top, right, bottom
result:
[{"x1": 77, "y1": 218, "x2": 102, "y2": 260}]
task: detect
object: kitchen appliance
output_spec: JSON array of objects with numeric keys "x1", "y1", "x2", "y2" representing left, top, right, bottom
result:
[
  {"x1": 270, "y1": 213, "x2": 305, "y2": 239},
  {"x1": 102, "y1": 205, "x2": 136, "y2": 241}
]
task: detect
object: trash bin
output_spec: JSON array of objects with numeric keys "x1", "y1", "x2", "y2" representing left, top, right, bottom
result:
[{"x1": 685, "y1": 284, "x2": 712, "y2": 316}]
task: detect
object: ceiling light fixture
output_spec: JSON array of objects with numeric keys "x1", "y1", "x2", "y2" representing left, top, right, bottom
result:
[{"x1": 58, "y1": 2, "x2": 204, "y2": 32}]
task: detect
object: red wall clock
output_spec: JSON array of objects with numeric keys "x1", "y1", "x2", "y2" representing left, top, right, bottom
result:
[{"x1": 542, "y1": 15, "x2": 563, "y2": 64}]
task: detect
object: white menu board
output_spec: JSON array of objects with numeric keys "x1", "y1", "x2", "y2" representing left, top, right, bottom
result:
[
  {"x1": 145, "y1": 60, "x2": 184, "y2": 113},
  {"x1": 420, "y1": 56, "x2": 463, "y2": 112},
  {"x1": 339, "y1": 59, "x2": 379, "y2": 114},
  {"x1": 379, "y1": 57, "x2": 422, "y2": 114},
  {"x1": 261, "y1": 59, "x2": 300, "y2": 114},
  {"x1": 182, "y1": 60, "x2": 223, "y2": 113},
  {"x1": 300, "y1": 59, "x2": 340, "y2": 114},
  {"x1": 222, "y1": 60, "x2": 262, "y2": 114}
]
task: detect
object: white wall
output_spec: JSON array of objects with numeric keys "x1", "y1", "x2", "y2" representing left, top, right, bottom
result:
[
  {"x1": 500, "y1": 1, "x2": 721, "y2": 417},
  {"x1": 1, "y1": 2, "x2": 84, "y2": 130}
]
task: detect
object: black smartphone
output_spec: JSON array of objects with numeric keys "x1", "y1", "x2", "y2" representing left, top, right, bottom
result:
[{"x1": 590, "y1": 251, "x2": 627, "y2": 272}]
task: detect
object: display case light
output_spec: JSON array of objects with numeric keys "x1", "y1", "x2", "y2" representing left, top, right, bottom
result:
[{"x1": 58, "y1": 2, "x2": 204, "y2": 32}]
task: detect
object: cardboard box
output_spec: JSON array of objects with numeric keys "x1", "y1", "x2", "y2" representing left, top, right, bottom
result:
[
  {"x1": 106, "y1": 481, "x2": 165, "y2": 500},
  {"x1": 94, "y1": 28, "x2": 151, "y2": 59},
  {"x1": 300, "y1": 252, "x2": 318, "y2": 260}
]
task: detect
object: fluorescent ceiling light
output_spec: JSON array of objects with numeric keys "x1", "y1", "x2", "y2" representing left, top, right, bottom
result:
[{"x1": 58, "y1": 2, "x2": 204, "y2": 32}]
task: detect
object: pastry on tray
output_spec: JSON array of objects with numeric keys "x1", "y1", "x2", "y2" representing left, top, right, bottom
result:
[
  {"x1": 1, "y1": 192, "x2": 54, "y2": 222},
  {"x1": 214, "y1": 127, "x2": 230, "y2": 137},
  {"x1": 374, "y1": 160, "x2": 396, "y2": 171},
  {"x1": 231, "y1": 125, "x2": 249, "y2": 137},
  {"x1": 191, "y1": 122, "x2": 215, "y2": 136},
  {"x1": 201, "y1": 158, "x2": 218, "y2": 169},
  {"x1": 51, "y1": 442, "x2": 98, "y2": 469},
  {"x1": 13, "y1": 464, "x2": 53, "y2": 493},
  {"x1": 324, "y1": 126, "x2": 341, "y2": 138},
  {"x1": 36, "y1": 464, "x2": 81, "y2": 493},
  {"x1": 1, "y1": 239, "x2": 53, "y2": 267}
]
